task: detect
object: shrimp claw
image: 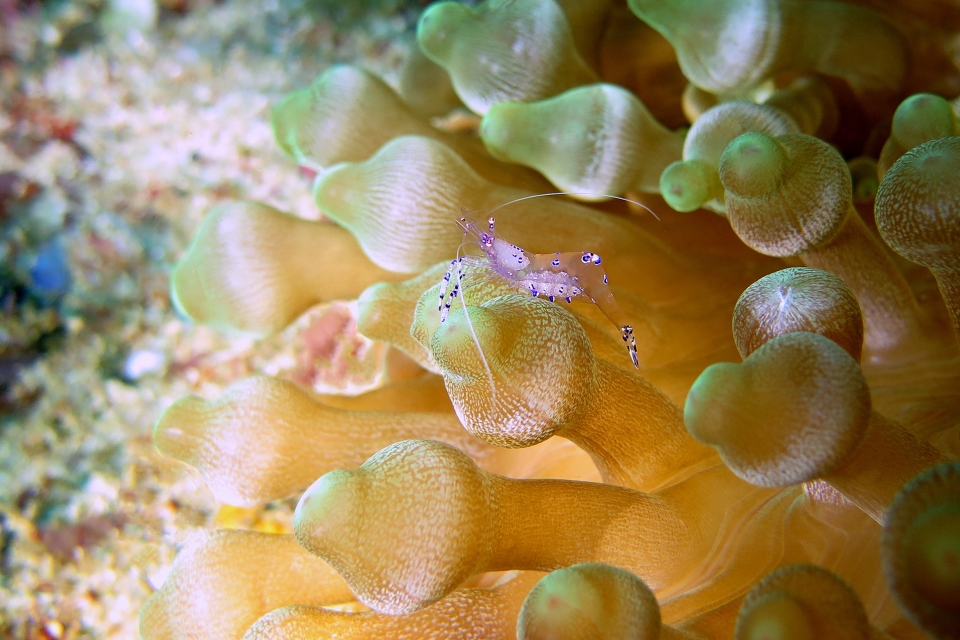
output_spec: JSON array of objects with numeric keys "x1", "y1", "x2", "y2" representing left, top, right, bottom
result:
[
  {"x1": 621, "y1": 325, "x2": 638, "y2": 368},
  {"x1": 440, "y1": 279, "x2": 460, "y2": 323},
  {"x1": 438, "y1": 258, "x2": 457, "y2": 312}
]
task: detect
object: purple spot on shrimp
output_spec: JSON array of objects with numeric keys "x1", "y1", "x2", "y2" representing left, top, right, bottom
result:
[
  {"x1": 551, "y1": 259, "x2": 560, "y2": 267},
  {"x1": 603, "y1": 274, "x2": 608, "y2": 284},
  {"x1": 565, "y1": 297, "x2": 572, "y2": 303},
  {"x1": 549, "y1": 295, "x2": 555, "y2": 302},
  {"x1": 593, "y1": 255, "x2": 602, "y2": 265},
  {"x1": 581, "y1": 253, "x2": 591, "y2": 263}
]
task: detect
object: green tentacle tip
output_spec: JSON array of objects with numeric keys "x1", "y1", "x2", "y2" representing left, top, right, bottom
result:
[
  {"x1": 720, "y1": 132, "x2": 787, "y2": 199},
  {"x1": 884, "y1": 461, "x2": 960, "y2": 638},
  {"x1": 660, "y1": 160, "x2": 719, "y2": 212},
  {"x1": 416, "y1": 2, "x2": 472, "y2": 65},
  {"x1": 892, "y1": 93, "x2": 960, "y2": 149}
]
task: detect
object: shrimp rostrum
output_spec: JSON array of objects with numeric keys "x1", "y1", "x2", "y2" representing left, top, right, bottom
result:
[{"x1": 438, "y1": 214, "x2": 639, "y2": 368}]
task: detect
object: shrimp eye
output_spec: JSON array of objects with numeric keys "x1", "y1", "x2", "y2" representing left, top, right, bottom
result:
[{"x1": 581, "y1": 252, "x2": 592, "y2": 263}]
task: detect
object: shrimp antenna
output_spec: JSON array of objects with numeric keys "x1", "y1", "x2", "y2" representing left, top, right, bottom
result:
[
  {"x1": 452, "y1": 241, "x2": 499, "y2": 405},
  {"x1": 480, "y1": 192, "x2": 661, "y2": 221}
]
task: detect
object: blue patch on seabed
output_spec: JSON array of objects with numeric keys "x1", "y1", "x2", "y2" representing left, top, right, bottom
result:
[{"x1": 28, "y1": 239, "x2": 72, "y2": 301}]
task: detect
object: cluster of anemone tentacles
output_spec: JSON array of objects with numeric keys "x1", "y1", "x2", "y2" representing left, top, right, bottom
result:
[{"x1": 141, "y1": 0, "x2": 960, "y2": 638}]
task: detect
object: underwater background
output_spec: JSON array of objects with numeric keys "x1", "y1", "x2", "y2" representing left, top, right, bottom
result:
[{"x1": 2, "y1": 0, "x2": 960, "y2": 638}]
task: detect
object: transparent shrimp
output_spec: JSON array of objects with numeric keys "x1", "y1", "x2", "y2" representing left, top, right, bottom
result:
[{"x1": 438, "y1": 193, "x2": 657, "y2": 369}]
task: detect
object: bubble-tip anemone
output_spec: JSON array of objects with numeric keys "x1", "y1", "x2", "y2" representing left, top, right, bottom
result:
[{"x1": 146, "y1": 1, "x2": 960, "y2": 638}]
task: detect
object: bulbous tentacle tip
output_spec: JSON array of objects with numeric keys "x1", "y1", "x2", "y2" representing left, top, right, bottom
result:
[
  {"x1": 876, "y1": 137, "x2": 960, "y2": 271},
  {"x1": 684, "y1": 332, "x2": 870, "y2": 487},
  {"x1": 416, "y1": 1, "x2": 472, "y2": 65},
  {"x1": 737, "y1": 592, "x2": 817, "y2": 640},
  {"x1": 478, "y1": 102, "x2": 522, "y2": 162},
  {"x1": 659, "y1": 159, "x2": 719, "y2": 213},
  {"x1": 270, "y1": 65, "x2": 407, "y2": 169},
  {"x1": 518, "y1": 563, "x2": 661, "y2": 640},
  {"x1": 736, "y1": 564, "x2": 872, "y2": 640},
  {"x1": 294, "y1": 469, "x2": 356, "y2": 552},
  {"x1": 312, "y1": 161, "x2": 358, "y2": 225},
  {"x1": 883, "y1": 461, "x2": 960, "y2": 639},
  {"x1": 168, "y1": 257, "x2": 205, "y2": 324},
  {"x1": 733, "y1": 267, "x2": 864, "y2": 362},
  {"x1": 682, "y1": 360, "x2": 742, "y2": 445},
  {"x1": 430, "y1": 294, "x2": 596, "y2": 449},
  {"x1": 294, "y1": 439, "x2": 490, "y2": 615},
  {"x1": 891, "y1": 94, "x2": 960, "y2": 153},
  {"x1": 152, "y1": 395, "x2": 204, "y2": 457},
  {"x1": 722, "y1": 133, "x2": 852, "y2": 258},
  {"x1": 904, "y1": 509, "x2": 960, "y2": 613},
  {"x1": 430, "y1": 302, "x2": 504, "y2": 382},
  {"x1": 140, "y1": 530, "x2": 351, "y2": 640},
  {"x1": 169, "y1": 202, "x2": 270, "y2": 330},
  {"x1": 154, "y1": 377, "x2": 341, "y2": 507},
  {"x1": 876, "y1": 137, "x2": 960, "y2": 341},
  {"x1": 719, "y1": 131, "x2": 788, "y2": 200}
]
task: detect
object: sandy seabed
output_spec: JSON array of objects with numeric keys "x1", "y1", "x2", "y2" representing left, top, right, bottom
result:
[{"x1": 0, "y1": 2, "x2": 410, "y2": 636}]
